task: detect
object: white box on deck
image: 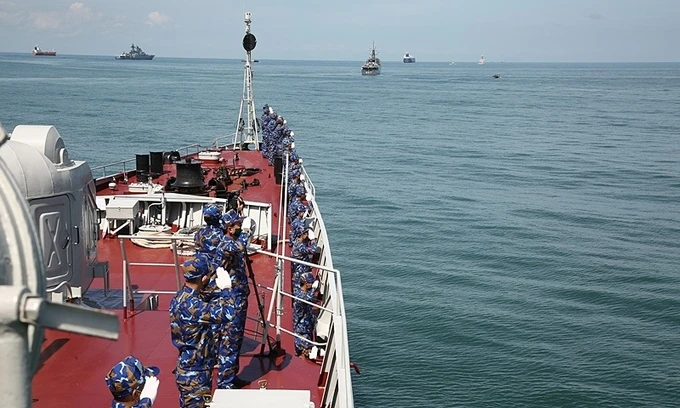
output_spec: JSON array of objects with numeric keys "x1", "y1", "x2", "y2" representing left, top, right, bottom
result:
[
  {"x1": 105, "y1": 197, "x2": 140, "y2": 220},
  {"x1": 208, "y1": 389, "x2": 313, "y2": 408}
]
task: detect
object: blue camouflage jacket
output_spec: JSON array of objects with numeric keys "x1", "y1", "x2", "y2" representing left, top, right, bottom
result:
[
  {"x1": 194, "y1": 224, "x2": 226, "y2": 268},
  {"x1": 169, "y1": 286, "x2": 234, "y2": 370}
]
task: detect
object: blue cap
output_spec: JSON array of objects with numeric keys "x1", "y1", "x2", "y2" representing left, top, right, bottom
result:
[
  {"x1": 301, "y1": 272, "x2": 315, "y2": 284},
  {"x1": 294, "y1": 203, "x2": 308, "y2": 214},
  {"x1": 203, "y1": 204, "x2": 221, "y2": 223},
  {"x1": 105, "y1": 356, "x2": 160, "y2": 399},
  {"x1": 222, "y1": 209, "x2": 245, "y2": 227},
  {"x1": 294, "y1": 185, "x2": 305, "y2": 197},
  {"x1": 293, "y1": 223, "x2": 310, "y2": 239},
  {"x1": 181, "y1": 253, "x2": 213, "y2": 280}
]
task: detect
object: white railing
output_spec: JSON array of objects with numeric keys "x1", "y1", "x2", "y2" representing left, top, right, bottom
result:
[
  {"x1": 276, "y1": 151, "x2": 354, "y2": 408},
  {"x1": 91, "y1": 142, "x2": 207, "y2": 180},
  {"x1": 116, "y1": 236, "x2": 188, "y2": 319}
]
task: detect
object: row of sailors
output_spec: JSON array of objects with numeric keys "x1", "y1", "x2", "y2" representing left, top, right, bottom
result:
[
  {"x1": 263, "y1": 103, "x2": 321, "y2": 358},
  {"x1": 260, "y1": 104, "x2": 298, "y2": 166},
  {"x1": 285, "y1": 165, "x2": 320, "y2": 358}
]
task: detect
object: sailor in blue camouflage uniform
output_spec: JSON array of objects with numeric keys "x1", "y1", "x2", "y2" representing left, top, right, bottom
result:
[
  {"x1": 105, "y1": 355, "x2": 161, "y2": 407},
  {"x1": 288, "y1": 185, "x2": 306, "y2": 223},
  {"x1": 288, "y1": 204, "x2": 308, "y2": 247},
  {"x1": 293, "y1": 272, "x2": 320, "y2": 357},
  {"x1": 260, "y1": 105, "x2": 272, "y2": 158},
  {"x1": 265, "y1": 112, "x2": 279, "y2": 164},
  {"x1": 287, "y1": 168, "x2": 301, "y2": 199},
  {"x1": 270, "y1": 115, "x2": 286, "y2": 164},
  {"x1": 170, "y1": 253, "x2": 235, "y2": 408},
  {"x1": 214, "y1": 210, "x2": 252, "y2": 389},
  {"x1": 290, "y1": 225, "x2": 318, "y2": 285},
  {"x1": 194, "y1": 204, "x2": 226, "y2": 270},
  {"x1": 289, "y1": 156, "x2": 303, "y2": 179},
  {"x1": 288, "y1": 148, "x2": 300, "y2": 169}
]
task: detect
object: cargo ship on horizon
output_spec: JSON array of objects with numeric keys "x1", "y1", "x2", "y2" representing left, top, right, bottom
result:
[{"x1": 32, "y1": 46, "x2": 56, "y2": 56}]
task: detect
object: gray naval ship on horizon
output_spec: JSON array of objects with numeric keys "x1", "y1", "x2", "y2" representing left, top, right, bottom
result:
[{"x1": 115, "y1": 43, "x2": 155, "y2": 60}]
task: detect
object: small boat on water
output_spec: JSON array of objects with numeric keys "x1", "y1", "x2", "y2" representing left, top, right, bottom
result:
[
  {"x1": 478, "y1": 55, "x2": 485, "y2": 65},
  {"x1": 115, "y1": 44, "x2": 155, "y2": 60},
  {"x1": 1, "y1": 11, "x2": 355, "y2": 407},
  {"x1": 403, "y1": 52, "x2": 416, "y2": 63},
  {"x1": 32, "y1": 46, "x2": 56, "y2": 56},
  {"x1": 361, "y1": 42, "x2": 381, "y2": 75}
]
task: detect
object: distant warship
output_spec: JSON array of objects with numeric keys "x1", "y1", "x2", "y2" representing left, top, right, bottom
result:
[{"x1": 115, "y1": 44, "x2": 154, "y2": 60}]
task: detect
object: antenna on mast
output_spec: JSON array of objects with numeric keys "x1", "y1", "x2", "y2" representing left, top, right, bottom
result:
[{"x1": 233, "y1": 12, "x2": 259, "y2": 150}]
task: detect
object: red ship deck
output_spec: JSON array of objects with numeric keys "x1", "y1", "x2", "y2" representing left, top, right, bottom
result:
[{"x1": 32, "y1": 147, "x2": 326, "y2": 407}]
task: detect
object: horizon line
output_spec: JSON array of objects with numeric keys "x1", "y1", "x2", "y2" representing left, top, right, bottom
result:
[{"x1": 1, "y1": 52, "x2": 679, "y2": 64}]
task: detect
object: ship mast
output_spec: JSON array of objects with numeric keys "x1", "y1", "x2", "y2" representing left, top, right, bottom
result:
[{"x1": 233, "y1": 12, "x2": 259, "y2": 150}]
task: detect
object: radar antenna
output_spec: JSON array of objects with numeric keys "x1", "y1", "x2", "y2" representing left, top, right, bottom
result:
[{"x1": 233, "y1": 12, "x2": 260, "y2": 150}]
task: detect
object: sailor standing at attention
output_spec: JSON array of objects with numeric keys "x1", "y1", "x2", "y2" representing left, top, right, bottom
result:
[
  {"x1": 260, "y1": 105, "x2": 272, "y2": 158},
  {"x1": 104, "y1": 355, "x2": 160, "y2": 408},
  {"x1": 194, "y1": 204, "x2": 226, "y2": 270},
  {"x1": 291, "y1": 225, "x2": 318, "y2": 287},
  {"x1": 215, "y1": 210, "x2": 252, "y2": 389},
  {"x1": 170, "y1": 253, "x2": 233, "y2": 408},
  {"x1": 293, "y1": 272, "x2": 320, "y2": 358}
]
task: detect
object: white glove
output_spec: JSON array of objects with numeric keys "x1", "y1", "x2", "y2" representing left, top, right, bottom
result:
[
  {"x1": 307, "y1": 229, "x2": 315, "y2": 240},
  {"x1": 139, "y1": 376, "x2": 159, "y2": 404},
  {"x1": 311, "y1": 280, "x2": 319, "y2": 290},
  {"x1": 215, "y1": 267, "x2": 232, "y2": 289}
]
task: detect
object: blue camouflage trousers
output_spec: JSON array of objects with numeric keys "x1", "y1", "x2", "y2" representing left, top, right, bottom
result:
[
  {"x1": 175, "y1": 367, "x2": 212, "y2": 408},
  {"x1": 216, "y1": 294, "x2": 249, "y2": 388},
  {"x1": 293, "y1": 305, "x2": 315, "y2": 354}
]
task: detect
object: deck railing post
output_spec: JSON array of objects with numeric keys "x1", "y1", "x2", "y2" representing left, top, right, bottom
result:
[
  {"x1": 172, "y1": 240, "x2": 181, "y2": 290},
  {"x1": 119, "y1": 238, "x2": 128, "y2": 320}
]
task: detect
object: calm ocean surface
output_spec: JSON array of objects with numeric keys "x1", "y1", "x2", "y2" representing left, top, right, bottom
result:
[{"x1": 2, "y1": 54, "x2": 680, "y2": 407}]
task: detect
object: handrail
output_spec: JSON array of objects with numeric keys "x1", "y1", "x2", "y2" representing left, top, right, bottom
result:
[
  {"x1": 255, "y1": 248, "x2": 339, "y2": 274},
  {"x1": 117, "y1": 236, "x2": 189, "y2": 319},
  {"x1": 91, "y1": 142, "x2": 208, "y2": 180},
  {"x1": 212, "y1": 132, "x2": 239, "y2": 149}
]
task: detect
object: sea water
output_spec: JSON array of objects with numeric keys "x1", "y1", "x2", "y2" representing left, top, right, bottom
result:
[{"x1": 1, "y1": 54, "x2": 679, "y2": 407}]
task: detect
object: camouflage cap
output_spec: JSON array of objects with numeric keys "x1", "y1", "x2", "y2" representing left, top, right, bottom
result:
[
  {"x1": 293, "y1": 224, "x2": 310, "y2": 239},
  {"x1": 301, "y1": 272, "x2": 315, "y2": 284},
  {"x1": 104, "y1": 355, "x2": 160, "y2": 399},
  {"x1": 222, "y1": 209, "x2": 245, "y2": 227},
  {"x1": 294, "y1": 202, "x2": 308, "y2": 215},
  {"x1": 203, "y1": 204, "x2": 221, "y2": 224},
  {"x1": 181, "y1": 253, "x2": 213, "y2": 280}
]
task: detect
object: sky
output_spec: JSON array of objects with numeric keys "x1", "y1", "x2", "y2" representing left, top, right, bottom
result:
[{"x1": 1, "y1": 0, "x2": 680, "y2": 62}]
